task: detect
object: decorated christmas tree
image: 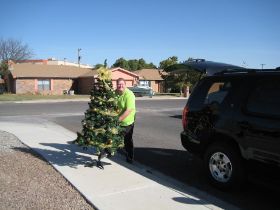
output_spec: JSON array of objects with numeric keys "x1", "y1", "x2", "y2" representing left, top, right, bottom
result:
[{"x1": 74, "y1": 67, "x2": 124, "y2": 168}]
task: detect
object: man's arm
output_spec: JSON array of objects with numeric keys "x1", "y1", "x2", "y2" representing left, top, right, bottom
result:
[{"x1": 119, "y1": 108, "x2": 133, "y2": 122}]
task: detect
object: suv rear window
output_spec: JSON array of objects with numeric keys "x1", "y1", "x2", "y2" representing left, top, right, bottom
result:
[
  {"x1": 246, "y1": 79, "x2": 280, "y2": 118},
  {"x1": 204, "y1": 81, "x2": 232, "y2": 105}
]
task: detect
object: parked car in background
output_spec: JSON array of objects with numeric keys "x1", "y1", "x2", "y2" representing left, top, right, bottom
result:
[
  {"x1": 167, "y1": 59, "x2": 280, "y2": 190},
  {"x1": 128, "y1": 85, "x2": 154, "y2": 97}
]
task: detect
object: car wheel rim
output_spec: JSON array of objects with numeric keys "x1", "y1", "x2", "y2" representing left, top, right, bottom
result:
[{"x1": 209, "y1": 152, "x2": 232, "y2": 183}]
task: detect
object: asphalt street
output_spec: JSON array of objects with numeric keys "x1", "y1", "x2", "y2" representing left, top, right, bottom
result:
[{"x1": 0, "y1": 99, "x2": 279, "y2": 209}]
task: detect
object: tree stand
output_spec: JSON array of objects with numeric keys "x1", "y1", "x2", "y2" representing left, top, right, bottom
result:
[{"x1": 97, "y1": 148, "x2": 112, "y2": 169}]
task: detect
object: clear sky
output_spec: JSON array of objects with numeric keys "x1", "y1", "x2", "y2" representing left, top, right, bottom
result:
[{"x1": 1, "y1": 0, "x2": 279, "y2": 68}]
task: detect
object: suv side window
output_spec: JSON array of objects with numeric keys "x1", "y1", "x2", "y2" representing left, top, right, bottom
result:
[
  {"x1": 246, "y1": 79, "x2": 280, "y2": 118},
  {"x1": 204, "y1": 81, "x2": 232, "y2": 105}
]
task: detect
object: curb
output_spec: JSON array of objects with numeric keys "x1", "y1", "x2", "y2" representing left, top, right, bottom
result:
[{"x1": 0, "y1": 96, "x2": 187, "y2": 104}]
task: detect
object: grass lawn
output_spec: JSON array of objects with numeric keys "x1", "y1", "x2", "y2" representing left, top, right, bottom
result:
[{"x1": 0, "y1": 93, "x2": 90, "y2": 101}]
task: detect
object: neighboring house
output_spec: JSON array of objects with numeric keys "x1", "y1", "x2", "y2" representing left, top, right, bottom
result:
[
  {"x1": 133, "y1": 69, "x2": 166, "y2": 93},
  {"x1": 111, "y1": 67, "x2": 139, "y2": 88},
  {"x1": 79, "y1": 67, "x2": 139, "y2": 93},
  {"x1": 16, "y1": 58, "x2": 93, "y2": 68},
  {"x1": 7, "y1": 64, "x2": 139, "y2": 95}
]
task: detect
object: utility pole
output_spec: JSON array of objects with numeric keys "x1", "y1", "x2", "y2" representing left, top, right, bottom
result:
[
  {"x1": 78, "y1": 48, "x2": 82, "y2": 67},
  {"x1": 260, "y1": 63, "x2": 265, "y2": 70}
]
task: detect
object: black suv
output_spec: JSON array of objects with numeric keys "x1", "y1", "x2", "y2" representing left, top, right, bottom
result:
[{"x1": 168, "y1": 60, "x2": 280, "y2": 190}]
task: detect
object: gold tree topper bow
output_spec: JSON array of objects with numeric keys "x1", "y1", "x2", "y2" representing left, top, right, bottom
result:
[{"x1": 97, "y1": 67, "x2": 111, "y2": 81}]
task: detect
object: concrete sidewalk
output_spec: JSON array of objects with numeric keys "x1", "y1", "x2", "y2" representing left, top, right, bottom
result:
[{"x1": 0, "y1": 116, "x2": 237, "y2": 210}]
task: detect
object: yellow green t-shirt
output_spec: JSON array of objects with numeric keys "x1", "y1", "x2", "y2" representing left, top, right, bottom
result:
[{"x1": 117, "y1": 88, "x2": 136, "y2": 126}]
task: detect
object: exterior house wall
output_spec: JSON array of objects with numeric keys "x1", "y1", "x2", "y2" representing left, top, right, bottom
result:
[
  {"x1": 150, "y1": 81, "x2": 158, "y2": 92},
  {"x1": 78, "y1": 77, "x2": 95, "y2": 94},
  {"x1": 52, "y1": 79, "x2": 73, "y2": 95},
  {"x1": 14, "y1": 78, "x2": 73, "y2": 95},
  {"x1": 111, "y1": 70, "x2": 138, "y2": 88},
  {"x1": 155, "y1": 81, "x2": 166, "y2": 93},
  {"x1": 15, "y1": 79, "x2": 36, "y2": 94}
]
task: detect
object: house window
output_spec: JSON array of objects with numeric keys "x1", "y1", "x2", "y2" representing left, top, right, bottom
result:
[
  {"x1": 139, "y1": 80, "x2": 150, "y2": 87},
  {"x1": 38, "y1": 79, "x2": 50, "y2": 91}
]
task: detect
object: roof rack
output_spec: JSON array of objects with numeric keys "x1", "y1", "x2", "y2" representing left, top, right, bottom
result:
[{"x1": 189, "y1": 58, "x2": 206, "y2": 63}]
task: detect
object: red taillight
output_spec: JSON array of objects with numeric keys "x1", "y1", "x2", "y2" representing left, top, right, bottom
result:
[{"x1": 182, "y1": 105, "x2": 189, "y2": 130}]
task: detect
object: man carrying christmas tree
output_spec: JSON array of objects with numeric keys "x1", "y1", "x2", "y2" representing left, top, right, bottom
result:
[{"x1": 116, "y1": 78, "x2": 136, "y2": 163}]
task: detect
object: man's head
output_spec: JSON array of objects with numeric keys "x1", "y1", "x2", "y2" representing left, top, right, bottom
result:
[{"x1": 116, "y1": 78, "x2": 126, "y2": 94}]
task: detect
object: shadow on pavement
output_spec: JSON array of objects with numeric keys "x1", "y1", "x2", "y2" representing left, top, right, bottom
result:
[
  {"x1": 169, "y1": 115, "x2": 182, "y2": 119},
  {"x1": 172, "y1": 197, "x2": 203, "y2": 205},
  {"x1": 14, "y1": 143, "x2": 111, "y2": 169}
]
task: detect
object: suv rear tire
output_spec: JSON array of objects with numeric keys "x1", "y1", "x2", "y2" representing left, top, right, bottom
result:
[{"x1": 204, "y1": 141, "x2": 245, "y2": 190}]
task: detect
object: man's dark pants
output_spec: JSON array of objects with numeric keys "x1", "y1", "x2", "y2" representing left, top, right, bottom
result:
[{"x1": 123, "y1": 123, "x2": 134, "y2": 161}]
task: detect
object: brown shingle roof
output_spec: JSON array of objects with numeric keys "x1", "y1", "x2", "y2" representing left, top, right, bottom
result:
[
  {"x1": 9, "y1": 64, "x2": 149, "y2": 80},
  {"x1": 10, "y1": 63, "x2": 95, "y2": 78},
  {"x1": 79, "y1": 69, "x2": 98, "y2": 77},
  {"x1": 133, "y1": 69, "x2": 164, "y2": 81}
]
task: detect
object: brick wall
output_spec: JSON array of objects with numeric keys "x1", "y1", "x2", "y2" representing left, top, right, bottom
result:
[
  {"x1": 150, "y1": 81, "x2": 158, "y2": 92},
  {"x1": 52, "y1": 79, "x2": 73, "y2": 95},
  {"x1": 16, "y1": 79, "x2": 36, "y2": 94},
  {"x1": 78, "y1": 77, "x2": 94, "y2": 94},
  {"x1": 15, "y1": 78, "x2": 73, "y2": 95}
]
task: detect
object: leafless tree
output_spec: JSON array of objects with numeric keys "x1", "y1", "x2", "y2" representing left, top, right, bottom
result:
[{"x1": 0, "y1": 38, "x2": 33, "y2": 61}]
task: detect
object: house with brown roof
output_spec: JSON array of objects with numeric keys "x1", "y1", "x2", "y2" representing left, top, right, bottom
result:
[
  {"x1": 133, "y1": 69, "x2": 166, "y2": 93},
  {"x1": 7, "y1": 64, "x2": 139, "y2": 95}
]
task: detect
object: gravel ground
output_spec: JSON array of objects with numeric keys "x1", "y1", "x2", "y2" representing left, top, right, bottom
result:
[{"x1": 0, "y1": 130, "x2": 94, "y2": 210}]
